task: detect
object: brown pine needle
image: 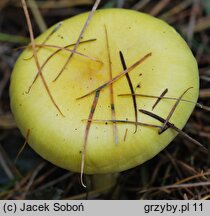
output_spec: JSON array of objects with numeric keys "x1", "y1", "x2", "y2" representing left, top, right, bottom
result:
[
  {"x1": 22, "y1": 40, "x2": 99, "y2": 62},
  {"x1": 104, "y1": 25, "x2": 118, "y2": 145},
  {"x1": 26, "y1": 39, "x2": 99, "y2": 93},
  {"x1": 152, "y1": 88, "x2": 168, "y2": 110},
  {"x1": 53, "y1": 0, "x2": 101, "y2": 82},
  {"x1": 139, "y1": 181, "x2": 210, "y2": 193},
  {"x1": 30, "y1": 41, "x2": 100, "y2": 62},
  {"x1": 82, "y1": 119, "x2": 161, "y2": 129},
  {"x1": 119, "y1": 51, "x2": 138, "y2": 133},
  {"x1": 159, "y1": 87, "x2": 193, "y2": 134},
  {"x1": 174, "y1": 170, "x2": 210, "y2": 185},
  {"x1": 118, "y1": 93, "x2": 210, "y2": 111},
  {"x1": 16, "y1": 38, "x2": 96, "y2": 52},
  {"x1": 77, "y1": 52, "x2": 152, "y2": 100},
  {"x1": 21, "y1": 0, "x2": 64, "y2": 117},
  {"x1": 201, "y1": 194, "x2": 210, "y2": 200},
  {"x1": 15, "y1": 129, "x2": 30, "y2": 163},
  {"x1": 123, "y1": 128, "x2": 128, "y2": 142},
  {"x1": 81, "y1": 90, "x2": 100, "y2": 188},
  {"x1": 24, "y1": 21, "x2": 63, "y2": 60},
  {"x1": 139, "y1": 109, "x2": 208, "y2": 153}
]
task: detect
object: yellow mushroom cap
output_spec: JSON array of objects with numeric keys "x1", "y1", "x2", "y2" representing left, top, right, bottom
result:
[{"x1": 10, "y1": 9, "x2": 199, "y2": 174}]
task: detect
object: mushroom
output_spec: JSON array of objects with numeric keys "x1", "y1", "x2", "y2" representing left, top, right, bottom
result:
[{"x1": 10, "y1": 9, "x2": 199, "y2": 189}]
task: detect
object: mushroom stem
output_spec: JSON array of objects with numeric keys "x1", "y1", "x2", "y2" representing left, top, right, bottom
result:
[{"x1": 90, "y1": 173, "x2": 118, "y2": 192}]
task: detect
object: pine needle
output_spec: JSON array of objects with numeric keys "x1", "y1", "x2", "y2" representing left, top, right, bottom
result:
[
  {"x1": 123, "y1": 128, "x2": 128, "y2": 142},
  {"x1": 118, "y1": 93, "x2": 210, "y2": 111},
  {"x1": 81, "y1": 90, "x2": 100, "y2": 188},
  {"x1": 77, "y1": 52, "x2": 152, "y2": 100},
  {"x1": 159, "y1": 87, "x2": 193, "y2": 134},
  {"x1": 104, "y1": 25, "x2": 118, "y2": 145},
  {"x1": 82, "y1": 119, "x2": 161, "y2": 129},
  {"x1": 24, "y1": 21, "x2": 63, "y2": 60},
  {"x1": 26, "y1": 39, "x2": 99, "y2": 93},
  {"x1": 33, "y1": 41, "x2": 100, "y2": 61},
  {"x1": 174, "y1": 170, "x2": 210, "y2": 185},
  {"x1": 152, "y1": 88, "x2": 168, "y2": 110},
  {"x1": 139, "y1": 109, "x2": 208, "y2": 153},
  {"x1": 53, "y1": 0, "x2": 101, "y2": 82},
  {"x1": 119, "y1": 51, "x2": 138, "y2": 133},
  {"x1": 21, "y1": 0, "x2": 64, "y2": 116},
  {"x1": 15, "y1": 129, "x2": 30, "y2": 163}
]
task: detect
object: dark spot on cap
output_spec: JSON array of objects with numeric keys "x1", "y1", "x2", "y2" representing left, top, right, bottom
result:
[{"x1": 58, "y1": 34, "x2": 64, "y2": 39}]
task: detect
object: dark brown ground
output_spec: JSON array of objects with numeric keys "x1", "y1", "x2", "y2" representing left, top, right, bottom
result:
[{"x1": 0, "y1": 0, "x2": 210, "y2": 200}]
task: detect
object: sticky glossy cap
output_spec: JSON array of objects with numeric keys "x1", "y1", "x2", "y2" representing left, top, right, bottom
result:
[{"x1": 10, "y1": 9, "x2": 199, "y2": 174}]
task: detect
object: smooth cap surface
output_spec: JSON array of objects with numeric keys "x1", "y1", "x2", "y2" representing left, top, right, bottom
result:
[{"x1": 10, "y1": 9, "x2": 199, "y2": 174}]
